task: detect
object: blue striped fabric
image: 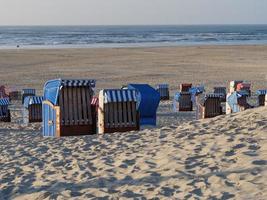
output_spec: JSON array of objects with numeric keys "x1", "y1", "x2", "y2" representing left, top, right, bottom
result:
[
  {"x1": 62, "y1": 79, "x2": 96, "y2": 87},
  {"x1": 24, "y1": 96, "x2": 43, "y2": 108},
  {"x1": 22, "y1": 89, "x2": 36, "y2": 95},
  {"x1": 0, "y1": 98, "x2": 9, "y2": 106},
  {"x1": 256, "y1": 90, "x2": 267, "y2": 95},
  {"x1": 236, "y1": 90, "x2": 249, "y2": 97},
  {"x1": 156, "y1": 84, "x2": 169, "y2": 89},
  {"x1": 189, "y1": 86, "x2": 205, "y2": 95},
  {"x1": 205, "y1": 93, "x2": 224, "y2": 98},
  {"x1": 104, "y1": 89, "x2": 137, "y2": 103}
]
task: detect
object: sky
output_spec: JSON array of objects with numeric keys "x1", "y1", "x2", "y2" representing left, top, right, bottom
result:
[{"x1": 0, "y1": 0, "x2": 267, "y2": 25}]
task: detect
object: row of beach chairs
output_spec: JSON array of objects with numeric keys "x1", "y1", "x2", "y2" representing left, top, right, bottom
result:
[
  {"x1": 0, "y1": 80, "x2": 161, "y2": 137},
  {"x1": 173, "y1": 80, "x2": 266, "y2": 119},
  {"x1": 1, "y1": 80, "x2": 266, "y2": 137}
]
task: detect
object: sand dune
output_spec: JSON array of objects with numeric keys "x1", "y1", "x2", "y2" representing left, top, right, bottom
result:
[{"x1": 0, "y1": 101, "x2": 266, "y2": 199}]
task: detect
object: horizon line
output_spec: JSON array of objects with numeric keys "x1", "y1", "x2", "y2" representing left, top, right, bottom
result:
[{"x1": 0, "y1": 23, "x2": 267, "y2": 27}]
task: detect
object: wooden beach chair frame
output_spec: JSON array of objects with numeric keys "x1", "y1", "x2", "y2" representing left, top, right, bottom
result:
[
  {"x1": 98, "y1": 89, "x2": 140, "y2": 134},
  {"x1": 156, "y1": 84, "x2": 170, "y2": 100},
  {"x1": 256, "y1": 90, "x2": 267, "y2": 106},
  {"x1": 214, "y1": 86, "x2": 227, "y2": 102},
  {"x1": 196, "y1": 94, "x2": 222, "y2": 119},
  {"x1": 0, "y1": 98, "x2": 11, "y2": 122},
  {"x1": 180, "y1": 83, "x2": 192, "y2": 92},
  {"x1": 177, "y1": 92, "x2": 193, "y2": 111},
  {"x1": 9, "y1": 91, "x2": 22, "y2": 101},
  {"x1": 226, "y1": 91, "x2": 251, "y2": 114},
  {"x1": 42, "y1": 79, "x2": 96, "y2": 137},
  {"x1": 23, "y1": 96, "x2": 43, "y2": 123}
]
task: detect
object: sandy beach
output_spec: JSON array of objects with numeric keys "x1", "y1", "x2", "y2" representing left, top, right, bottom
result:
[{"x1": 1, "y1": 45, "x2": 267, "y2": 199}]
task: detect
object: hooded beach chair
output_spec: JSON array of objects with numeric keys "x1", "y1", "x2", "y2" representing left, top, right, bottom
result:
[
  {"x1": 42, "y1": 79, "x2": 96, "y2": 137},
  {"x1": 0, "y1": 98, "x2": 11, "y2": 122},
  {"x1": 189, "y1": 86, "x2": 205, "y2": 106},
  {"x1": 196, "y1": 94, "x2": 223, "y2": 119},
  {"x1": 173, "y1": 92, "x2": 193, "y2": 112},
  {"x1": 256, "y1": 90, "x2": 267, "y2": 106},
  {"x1": 214, "y1": 87, "x2": 227, "y2": 102},
  {"x1": 127, "y1": 84, "x2": 160, "y2": 126},
  {"x1": 0, "y1": 85, "x2": 8, "y2": 98},
  {"x1": 98, "y1": 89, "x2": 140, "y2": 134},
  {"x1": 229, "y1": 80, "x2": 243, "y2": 94},
  {"x1": 9, "y1": 91, "x2": 22, "y2": 101},
  {"x1": 22, "y1": 89, "x2": 36, "y2": 104},
  {"x1": 226, "y1": 91, "x2": 252, "y2": 114},
  {"x1": 23, "y1": 96, "x2": 43, "y2": 123},
  {"x1": 156, "y1": 84, "x2": 170, "y2": 100},
  {"x1": 180, "y1": 83, "x2": 192, "y2": 92},
  {"x1": 236, "y1": 83, "x2": 251, "y2": 96}
]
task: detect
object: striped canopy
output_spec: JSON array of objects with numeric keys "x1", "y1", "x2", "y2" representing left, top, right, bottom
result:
[
  {"x1": 156, "y1": 84, "x2": 169, "y2": 89},
  {"x1": 256, "y1": 90, "x2": 267, "y2": 95},
  {"x1": 22, "y1": 89, "x2": 36, "y2": 95},
  {"x1": 0, "y1": 98, "x2": 9, "y2": 106},
  {"x1": 43, "y1": 79, "x2": 96, "y2": 106},
  {"x1": 205, "y1": 93, "x2": 224, "y2": 98},
  {"x1": 61, "y1": 79, "x2": 96, "y2": 87},
  {"x1": 103, "y1": 89, "x2": 137, "y2": 103},
  {"x1": 24, "y1": 96, "x2": 43, "y2": 108},
  {"x1": 189, "y1": 86, "x2": 205, "y2": 95}
]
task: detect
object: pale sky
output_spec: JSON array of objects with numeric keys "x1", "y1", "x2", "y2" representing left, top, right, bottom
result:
[{"x1": 0, "y1": 0, "x2": 267, "y2": 25}]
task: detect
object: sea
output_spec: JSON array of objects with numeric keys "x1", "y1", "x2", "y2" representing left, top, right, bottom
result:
[{"x1": 0, "y1": 25, "x2": 267, "y2": 49}]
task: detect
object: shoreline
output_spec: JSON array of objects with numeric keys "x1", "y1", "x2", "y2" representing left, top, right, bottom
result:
[{"x1": 1, "y1": 42, "x2": 267, "y2": 50}]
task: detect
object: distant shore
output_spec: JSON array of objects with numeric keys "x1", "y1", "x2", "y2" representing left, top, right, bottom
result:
[
  {"x1": 1, "y1": 25, "x2": 267, "y2": 50},
  {"x1": 1, "y1": 42, "x2": 267, "y2": 50}
]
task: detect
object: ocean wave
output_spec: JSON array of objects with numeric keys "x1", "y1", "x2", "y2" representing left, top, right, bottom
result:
[{"x1": 1, "y1": 25, "x2": 267, "y2": 48}]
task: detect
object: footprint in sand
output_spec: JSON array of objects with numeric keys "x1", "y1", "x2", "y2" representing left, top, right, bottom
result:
[
  {"x1": 122, "y1": 190, "x2": 144, "y2": 198},
  {"x1": 225, "y1": 149, "x2": 235, "y2": 157},
  {"x1": 221, "y1": 192, "x2": 235, "y2": 199},
  {"x1": 159, "y1": 186, "x2": 175, "y2": 197},
  {"x1": 243, "y1": 151, "x2": 258, "y2": 157},
  {"x1": 248, "y1": 144, "x2": 260, "y2": 150},
  {"x1": 232, "y1": 143, "x2": 246, "y2": 149},
  {"x1": 252, "y1": 160, "x2": 267, "y2": 165}
]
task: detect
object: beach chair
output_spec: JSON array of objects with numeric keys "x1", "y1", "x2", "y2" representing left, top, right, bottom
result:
[
  {"x1": 9, "y1": 91, "x2": 22, "y2": 101},
  {"x1": 156, "y1": 84, "x2": 170, "y2": 100},
  {"x1": 214, "y1": 87, "x2": 227, "y2": 102},
  {"x1": 23, "y1": 96, "x2": 43, "y2": 123},
  {"x1": 236, "y1": 83, "x2": 251, "y2": 96},
  {"x1": 42, "y1": 79, "x2": 96, "y2": 137},
  {"x1": 22, "y1": 89, "x2": 36, "y2": 104},
  {"x1": 196, "y1": 94, "x2": 223, "y2": 119},
  {"x1": 91, "y1": 96, "x2": 99, "y2": 134},
  {"x1": 127, "y1": 84, "x2": 160, "y2": 126},
  {"x1": 98, "y1": 89, "x2": 140, "y2": 134},
  {"x1": 256, "y1": 90, "x2": 267, "y2": 106},
  {"x1": 0, "y1": 85, "x2": 8, "y2": 98},
  {"x1": 0, "y1": 98, "x2": 11, "y2": 122},
  {"x1": 180, "y1": 83, "x2": 192, "y2": 92},
  {"x1": 229, "y1": 80, "x2": 243, "y2": 94},
  {"x1": 189, "y1": 86, "x2": 205, "y2": 106},
  {"x1": 226, "y1": 91, "x2": 252, "y2": 114},
  {"x1": 173, "y1": 92, "x2": 193, "y2": 112}
]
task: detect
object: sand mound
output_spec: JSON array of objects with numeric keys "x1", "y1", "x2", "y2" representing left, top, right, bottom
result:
[{"x1": 0, "y1": 105, "x2": 267, "y2": 199}]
